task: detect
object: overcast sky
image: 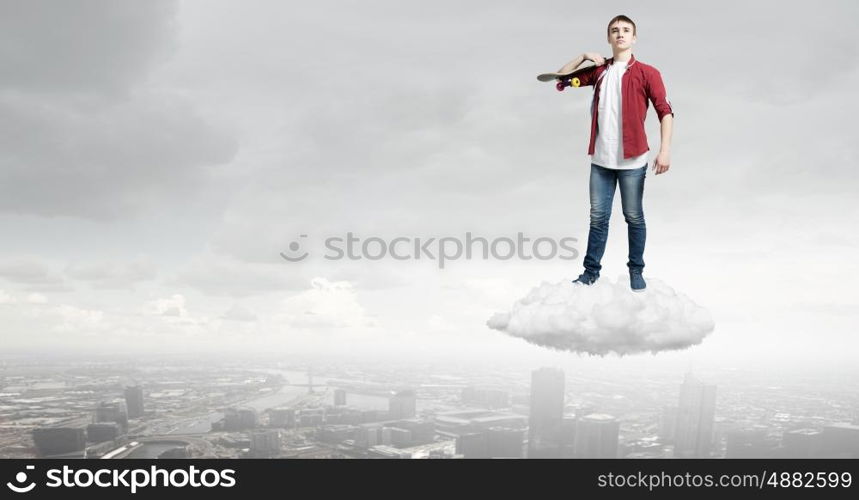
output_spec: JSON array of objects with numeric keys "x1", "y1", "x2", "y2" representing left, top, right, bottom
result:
[{"x1": 1, "y1": 0, "x2": 857, "y2": 372}]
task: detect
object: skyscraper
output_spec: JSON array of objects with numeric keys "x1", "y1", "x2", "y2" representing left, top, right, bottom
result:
[
  {"x1": 32, "y1": 427, "x2": 87, "y2": 458},
  {"x1": 334, "y1": 388, "x2": 347, "y2": 406},
  {"x1": 95, "y1": 399, "x2": 128, "y2": 432},
  {"x1": 456, "y1": 432, "x2": 488, "y2": 458},
  {"x1": 559, "y1": 416, "x2": 577, "y2": 458},
  {"x1": 224, "y1": 407, "x2": 258, "y2": 431},
  {"x1": 673, "y1": 373, "x2": 717, "y2": 458},
  {"x1": 574, "y1": 414, "x2": 620, "y2": 458},
  {"x1": 528, "y1": 367, "x2": 565, "y2": 458},
  {"x1": 124, "y1": 385, "x2": 144, "y2": 418},
  {"x1": 250, "y1": 429, "x2": 281, "y2": 458},
  {"x1": 487, "y1": 427, "x2": 525, "y2": 458},
  {"x1": 389, "y1": 389, "x2": 416, "y2": 420}
]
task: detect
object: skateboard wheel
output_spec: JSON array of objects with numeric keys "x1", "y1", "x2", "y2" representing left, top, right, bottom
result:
[
  {"x1": 555, "y1": 81, "x2": 566, "y2": 92},
  {"x1": 571, "y1": 77, "x2": 581, "y2": 88}
]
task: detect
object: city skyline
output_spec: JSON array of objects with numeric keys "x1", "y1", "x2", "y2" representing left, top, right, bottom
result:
[{"x1": 3, "y1": 354, "x2": 857, "y2": 459}]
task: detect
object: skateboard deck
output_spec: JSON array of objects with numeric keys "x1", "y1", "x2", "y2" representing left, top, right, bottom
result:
[{"x1": 537, "y1": 61, "x2": 603, "y2": 91}]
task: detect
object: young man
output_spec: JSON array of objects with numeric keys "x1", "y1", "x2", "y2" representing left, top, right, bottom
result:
[{"x1": 557, "y1": 15, "x2": 674, "y2": 291}]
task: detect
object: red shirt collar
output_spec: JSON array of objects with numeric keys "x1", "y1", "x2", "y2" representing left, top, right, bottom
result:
[{"x1": 608, "y1": 53, "x2": 636, "y2": 68}]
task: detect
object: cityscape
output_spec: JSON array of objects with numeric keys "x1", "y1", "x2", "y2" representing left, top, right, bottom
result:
[{"x1": 1, "y1": 354, "x2": 857, "y2": 459}]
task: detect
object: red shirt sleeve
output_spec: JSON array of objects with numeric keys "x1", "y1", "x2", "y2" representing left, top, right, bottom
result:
[
  {"x1": 646, "y1": 68, "x2": 674, "y2": 121},
  {"x1": 571, "y1": 64, "x2": 599, "y2": 87}
]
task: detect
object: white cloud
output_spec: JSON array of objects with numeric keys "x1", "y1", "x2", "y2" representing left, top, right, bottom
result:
[
  {"x1": 221, "y1": 303, "x2": 257, "y2": 322},
  {"x1": 150, "y1": 294, "x2": 188, "y2": 318},
  {"x1": 487, "y1": 276, "x2": 714, "y2": 356},
  {"x1": 276, "y1": 277, "x2": 377, "y2": 329},
  {"x1": 53, "y1": 304, "x2": 105, "y2": 334}
]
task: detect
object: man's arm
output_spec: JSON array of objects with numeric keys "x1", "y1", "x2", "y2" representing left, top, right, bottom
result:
[
  {"x1": 556, "y1": 53, "x2": 605, "y2": 87},
  {"x1": 557, "y1": 54, "x2": 588, "y2": 74},
  {"x1": 647, "y1": 68, "x2": 674, "y2": 175},
  {"x1": 655, "y1": 114, "x2": 673, "y2": 175}
]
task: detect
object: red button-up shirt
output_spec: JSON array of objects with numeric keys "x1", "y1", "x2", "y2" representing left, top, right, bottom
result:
[{"x1": 573, "y1": 53, "x2": 674, "y2": 159}]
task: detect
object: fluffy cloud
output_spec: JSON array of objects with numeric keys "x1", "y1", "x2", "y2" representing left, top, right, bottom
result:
[
  {"x1": 150, "y1": 294, "x2": 188, "y2": 318},
  {"x1": 487, "y1": 276, "x2": 714, "y2": 356},
  {"x1": 53, "y1": 304, "x2": 106, "y2": 334},
  {"x1": 276, "y1": 277, "x2": 377, "y2": 329}
]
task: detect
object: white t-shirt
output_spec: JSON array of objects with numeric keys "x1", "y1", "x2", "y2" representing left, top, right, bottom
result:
[{"x1": 590, "y1": 59, "x2": 649, "y2": 170}]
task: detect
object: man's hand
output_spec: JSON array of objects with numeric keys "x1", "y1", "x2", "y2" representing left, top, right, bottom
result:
[
  {"x1": 583, "y1": 52, "x2": 606, "y2": 65},
  {"x1": 653, "y1": 151, "x2": 671, "y2": 175}
]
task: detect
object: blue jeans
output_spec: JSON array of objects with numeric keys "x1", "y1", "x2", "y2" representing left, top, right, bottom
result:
[{"x1": 582, "y1": 163, "x2": 646, "y2": 275}]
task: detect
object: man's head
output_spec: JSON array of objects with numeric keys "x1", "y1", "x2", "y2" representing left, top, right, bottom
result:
[{"x1": 606, "y1": 15, "x2": 636, "y2": 52}]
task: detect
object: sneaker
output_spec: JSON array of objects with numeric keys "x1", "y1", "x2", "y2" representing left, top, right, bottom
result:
[
  {"x1": 572, "y1": 271, "x2": 599, "y2": 285},
  {"x1": 630, "y1": 269, "x2": 646, "y2": 291}
]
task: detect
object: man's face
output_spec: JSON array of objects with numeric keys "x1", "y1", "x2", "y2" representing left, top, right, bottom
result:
[{"x1": 607, "y1": 21, "x2": 635, "y2": 50}]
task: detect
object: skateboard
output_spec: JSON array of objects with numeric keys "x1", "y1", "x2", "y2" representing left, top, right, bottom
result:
[{"x1": 537, "y1": 61, "x2": 604, "y2": 91}]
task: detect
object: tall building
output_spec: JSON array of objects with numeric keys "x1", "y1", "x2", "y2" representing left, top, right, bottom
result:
[
  {"x1": 454, "y1": 427, "x2": 525, "y2": 458},
  {"x1": 528, "y1": 367, "x2": 565, "y2": 458},
  {"x1": 224, "y1": 407, "x2": 258, "y2": 431},
  {"x1": 297, "y1": 408, "x2": 325, "y2": 426},
  {"x1": 95, "y1": 399, "x2": 129, "y2": 432},
  {"x1": 32, "y1": 427, "x2": 87, "y2": 457},
  {"x1": 124, "y1": 385, "x2": 144, "y2": 418},
  {"x1": 269, "y1": 408, "x2": 296, "y2": 428},
  {"x1": 487, "y1": 427, "x2": 525, "y2": 458},
  {"x1": 819, "y1": 423, "x2": 859, "y2": 458},
  {"x1": 249, "y1": 429, "x2": 281, "y2": 458},
  {"x1": 334, "y1": 388, "x2": 347, "y2": 406},
  {"x1": 673, "y1": 373, "x2": 716, "y2": 458},
  {"x1": 389, "y1": 389, "x2": 417, "y2": 420},
  {"x1": 357, "y1": 425, "x2": 381, "y2": 448},
  {"x1": 86, "y1": 422, "x2": 121, "y2": 443},
  {"x1": 574, "y1": 414, "x2": 620, "y2": 458},
  {"x1": 559, "y1": 416, "x2": 577, "y2": 458},
  {"x1": 318, "y1": 425, "x2": 354, "y2": 444},
  {"x1": 394, "y1": 419, "x2": 435, "y2": 445},
  {"x1": 387, "y1": 426, "x2": 412, "y2": 447},
  {"x1": 456, "y1": 432, "x2": 488, "y2": 458}
]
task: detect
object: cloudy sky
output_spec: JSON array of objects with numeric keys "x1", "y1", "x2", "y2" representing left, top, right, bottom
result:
[{"x1": 1, "y1": 0, "x2": 857, "y2": 371}]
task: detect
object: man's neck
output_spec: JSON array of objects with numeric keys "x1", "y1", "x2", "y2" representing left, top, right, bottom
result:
[{"x1": 612, "y1": 48, "x2": 633, "y2": 62}]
